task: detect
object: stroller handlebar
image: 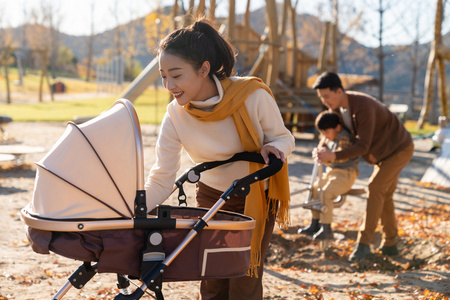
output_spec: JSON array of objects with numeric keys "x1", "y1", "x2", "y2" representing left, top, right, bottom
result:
[
  {"x1": 173, "y1": 152, "x2": 283, "y2": 206},
  {"x1": 176, "y1": 152, "x2": 276, "y2": 185},
  {"x1": 221, "y1": 153, "x2": 283, "y2": 200}
]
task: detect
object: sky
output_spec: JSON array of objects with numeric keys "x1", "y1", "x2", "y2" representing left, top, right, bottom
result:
[{"x1": 0, "y1": 0, "x2": 447, "y2": 48}]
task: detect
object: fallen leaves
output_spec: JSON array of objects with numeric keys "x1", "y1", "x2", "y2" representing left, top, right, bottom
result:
[{"x1": 266, "y1": 202, "x2": 450, "y2": 299}]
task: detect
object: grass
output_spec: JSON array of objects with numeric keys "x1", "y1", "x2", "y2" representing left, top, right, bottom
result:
[
  {"x1": 404, "y1": 120, "x2": 438, "y2": 138},
  {"x1": 0, "y1": 90, "x2": 170, "y2": 124},
  {"x1": 0, "y1": 68, "x2": 170, "y2": 124},
  {"x1": 1, "y1": 68, "x2": 99, "y2": 94},
  {"x1": 0, "y1": 68, "x2": 441, "y2": 133}
]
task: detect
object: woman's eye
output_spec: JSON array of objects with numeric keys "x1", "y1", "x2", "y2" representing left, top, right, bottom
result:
[{"x1": 173, "y1": 75, "x2": 181, "y2": 79}]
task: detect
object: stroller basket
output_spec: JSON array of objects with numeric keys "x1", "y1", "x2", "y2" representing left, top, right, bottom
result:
[
  {"x1": 20, "y1": 99, "x2": 283, "y2": 300},
  {"x1": 22, "y1": 205, "x2": 255, "y2": 280}
]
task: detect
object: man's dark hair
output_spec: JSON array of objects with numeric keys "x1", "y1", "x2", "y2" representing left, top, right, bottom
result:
[
  {"x1": 315, "y1": 111, "x2": 341, "y2": 131},
  {"x1": 312, "y1": 72, "x2": 344, "y2": 92}
]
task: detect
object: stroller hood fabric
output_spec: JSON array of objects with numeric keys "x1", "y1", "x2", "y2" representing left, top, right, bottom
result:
[{"x1": 30, "y1": 101, "x2": 140, "y2": 219}]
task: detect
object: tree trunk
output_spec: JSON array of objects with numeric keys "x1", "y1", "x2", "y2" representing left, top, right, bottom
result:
[
  {"x1": 4, "y1": 60, "x2": 11, "y2": 104},
  {"x1": 39, "y1": 66, "x2": 45, "y2": 103},
  {"x1": 86, "y1": 3, "x2": 95, "y2": 81}
]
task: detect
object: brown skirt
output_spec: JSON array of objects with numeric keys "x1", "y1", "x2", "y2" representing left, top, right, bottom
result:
[{"x1": 196, "y1": 181, "x2": 246, "y2": 213}]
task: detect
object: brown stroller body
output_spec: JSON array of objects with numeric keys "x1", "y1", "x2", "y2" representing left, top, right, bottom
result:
[{"x1": 20, "y1": 99, "x2": 283, "y2": 299}]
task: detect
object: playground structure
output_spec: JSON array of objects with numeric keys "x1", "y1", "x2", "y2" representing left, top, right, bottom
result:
[
  {"x1": 418, "y1": 0, "x2": 449, "y2": 129},
  {"x1": 417, "y1": 0, "x2": 450, "y2": 189},
  {"x1": 120, "y1": 1, "x2": 448, "y2": 134},
  {"x1": 120, "y1": 0, "x2": 338, "y2": 133},
  {"x1": 290, "y1": 162, "x2": 365, "y2": 213}
]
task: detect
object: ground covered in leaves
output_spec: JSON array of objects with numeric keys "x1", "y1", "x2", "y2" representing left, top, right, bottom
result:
[
  {"x1": 265, "y1": 202, "x2": 449, "y2": 299},
  {"x1": 0, "y1": 122, "x2": 449, "y2": 299}
]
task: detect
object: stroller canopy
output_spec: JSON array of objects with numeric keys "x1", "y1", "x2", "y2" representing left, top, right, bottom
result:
[{"x1": 30, "y1": 99, "x2": 144, "y2": 220}]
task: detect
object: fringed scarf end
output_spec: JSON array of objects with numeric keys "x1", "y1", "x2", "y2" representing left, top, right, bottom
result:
[
  {"x1": 246, "y1": 250, "x2": 261, "y2": 278},
  {"x1": 268, "y1": 197, "x2": 290, "y2": 230}
]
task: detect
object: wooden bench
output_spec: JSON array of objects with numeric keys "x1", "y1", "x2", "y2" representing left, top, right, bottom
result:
[
  {"x1": 0, "y1": 145, "x2": 45, "y2": 162},
  {"x1": 0, "y1": 154, "x2": 16, "y2": 163}
]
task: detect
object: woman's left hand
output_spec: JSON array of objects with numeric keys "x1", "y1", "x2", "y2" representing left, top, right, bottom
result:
[{"x1": 261, "y1": 145, "x2": 286, "y2": 164}]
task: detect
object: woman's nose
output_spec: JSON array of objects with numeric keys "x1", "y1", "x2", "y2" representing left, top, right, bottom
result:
[{"x1": 165, "y1": 78, "x2": 176, "y2": 90}]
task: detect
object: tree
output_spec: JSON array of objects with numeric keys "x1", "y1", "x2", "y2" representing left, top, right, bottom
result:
[
  {"x1": 85, "y1": 2, "x2": 95, "y2": 81},
  {"x1": 144, "y1": 10, "x2": 170, "y2": 54},
  {"x1": 0, "y1": 41, "x2": 15, "y2": 104},
  {"x1": 56, "y1": 45, "x2": 77, "y2": 73},
  {"x1": 39, "y1": 0, "x2": 62, "y2": 79},
  {"x1": 26, "y1": 7, "x2": 54, "y2": 102}
]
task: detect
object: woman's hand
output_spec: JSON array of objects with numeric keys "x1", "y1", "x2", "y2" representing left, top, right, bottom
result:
[{"x1": 261, "y1": 145, "x2": 286, "y2": 164}]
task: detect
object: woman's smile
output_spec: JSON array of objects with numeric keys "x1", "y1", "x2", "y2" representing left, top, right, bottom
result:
[{"x1": 172, "y1": 91, "x2": 184, "y2": 99}]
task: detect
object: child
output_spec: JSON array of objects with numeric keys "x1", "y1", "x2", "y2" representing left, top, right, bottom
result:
[
  {"x1": 297, "y1": 111, "x2": 359, "y2": 240},
  {"x1": 144, "y1": 18, "x2": 295, "y2": 300}
]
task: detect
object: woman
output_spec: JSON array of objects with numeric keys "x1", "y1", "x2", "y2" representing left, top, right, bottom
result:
[{"x1": 145, "y1": 18, "x2": 295, "y2": 300}]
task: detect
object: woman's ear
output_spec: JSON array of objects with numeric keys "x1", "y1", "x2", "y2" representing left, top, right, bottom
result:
[{"x1": 199, "y1": 61, "x2": 211, "y2": 78}]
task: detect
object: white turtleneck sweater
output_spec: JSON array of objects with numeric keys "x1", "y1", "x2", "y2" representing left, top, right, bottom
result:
[{"x1": 144, "y1": 76, "x2": 295, "y2": 211}]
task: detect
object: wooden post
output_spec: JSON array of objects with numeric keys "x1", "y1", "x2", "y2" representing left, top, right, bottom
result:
[
  {"x1": 184, "y1": 0, "x2": 195, "y2": 26},
  {"x1": 277, "y1": 0, "x2": 289, "y2": 79},
  {"x1": 209, "y1": 0, "x2": 216, "y2": 21},
  {"x1": 265, "y1": 0, "x2": 279, "y2": 87},
  {"x1": 197, "y1": 0, "x2": 206, "y2": 17},
  {"x1": 330, "y1": 0, "x2": 338, "y2": 72},
  {"x1": 418, "y1": 0, "x2": 445, "y2": 128},
  {"x1": 437, "y1": 53, "x2": 448, "y2": 119},
  {"x1": 317, "y1": 22, "x2": 330, "y2": 73},
  {"x1": 228, "y1": 0, "x2": 236, "y2": 41},
  {"x1": 288, "y1": 0, "x2": 300, "y2": 87},
  {"x1": 170, "y1": 0, "x2": 179, "y2": 31}
]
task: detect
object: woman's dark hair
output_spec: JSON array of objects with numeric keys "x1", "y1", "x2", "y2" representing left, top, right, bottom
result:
[
  {"x1": 315, "y1": 111, "x2": 341, "y2": 131},
  {"x1": 158, "y1": 18, "x2": 236, "y2": 80}
]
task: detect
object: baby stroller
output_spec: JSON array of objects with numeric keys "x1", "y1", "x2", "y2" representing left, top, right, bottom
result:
[{"x1": 20, "y1": 99, "x2": 283, "y2": 300}]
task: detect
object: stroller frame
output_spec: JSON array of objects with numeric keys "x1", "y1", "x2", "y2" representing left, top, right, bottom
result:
[{"x1": 20, "y1": 99, "x2": 283, "y2": 300}]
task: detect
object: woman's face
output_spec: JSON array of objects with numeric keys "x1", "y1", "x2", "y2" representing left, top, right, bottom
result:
[{"x1": 159, "y1": 52, "x2": 209, "y2": 106}]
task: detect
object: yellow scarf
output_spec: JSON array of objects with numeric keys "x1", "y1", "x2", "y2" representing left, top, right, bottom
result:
[{"x1": 184, "y1": 77, "x2": 290, "y2": 276}]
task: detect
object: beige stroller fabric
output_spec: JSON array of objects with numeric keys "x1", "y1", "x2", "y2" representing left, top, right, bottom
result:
[
  {"x1": 30, "y1": 101, "x2": 139, "y2": 219},
  {"x1": 23, "y1": 99, "x2": 256, "y2": 284}
]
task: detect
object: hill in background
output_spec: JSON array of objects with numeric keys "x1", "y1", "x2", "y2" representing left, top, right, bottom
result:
[{"x1": 6, "y1": 5, "x2": 437, "y2": 98}]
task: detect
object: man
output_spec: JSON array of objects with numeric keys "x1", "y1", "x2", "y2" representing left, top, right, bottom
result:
[{"x1": 312, "y1": 72, "x2": 414, "y2": 261}]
